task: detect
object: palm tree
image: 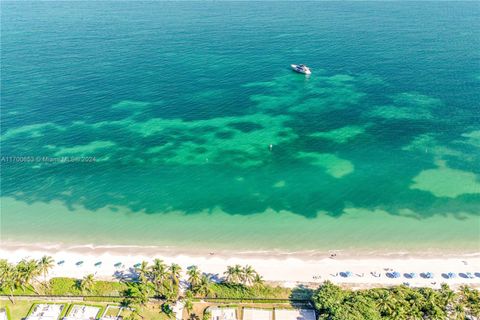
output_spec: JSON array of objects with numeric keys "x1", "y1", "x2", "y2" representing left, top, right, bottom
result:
[
  {"x1": 150, "y1": 259, "x2": 167, "y2": 279},
  {"x1": 125, "y1": 284, "x2": 150, "y2": 307},
  {"x1": 169, "y1": 263, "x2": 182, "y2": 286},
  {"x1": 224, "y1": 266, "x2": 235, "y2": 284},
  {"x1": 80, "y1": 274, "x2": 95, "y2": 293},
  {"x1": 196, "y1": 275, "x2": 212, "y2": 297},
  {"x1": 0, "y1": 260, "x2": 10, "y2": 284},
  {"x1": 252, "y1": 273, "x2": 264, "y2": 287},
  {"x1": 37, "y1": 255, "x2": 54, "y2": 286},
  {"x1": 3, "y1": 276, "x2": 18, "y2": 304},
  {"x1": 150, "y1": 259, "x2": 168, "y2": 295},
  {"x1": 224, "y1": 265, "x2": 242, "y2": 284},
  {"x1": 187, "y1": 266, "x2": 201, "y2": 290},
  {"x1": 165, "y1": 263, "x2": 182, "y2": 301},
  {"x1": 136, "y1": 261, "x2": 150, "y2": 284},
  {"x1": 0, "y1": 263, "x2": 17, "y2": 303},
  {"x1": 242, "y1": 265, "x2": 256, "y2": 286},
  {"x1": 15, "y1": 259, "x2": 40, "y2": 293}
]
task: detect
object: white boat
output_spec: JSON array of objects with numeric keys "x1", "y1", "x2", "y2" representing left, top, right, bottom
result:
[{"x1": 291, "y1": 64, "x2": 311, "y2": 75}]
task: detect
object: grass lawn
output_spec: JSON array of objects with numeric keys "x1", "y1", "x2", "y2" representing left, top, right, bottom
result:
[
  {"x1": 136, "y1": 303, "x2": 172, "y2": 320},
  {"x1": 103, "y1": 305, "x2": 121, "y2": 317},
  {"x1": 0, "y1": 285, "x2": 36, "y2": 296},
  {"x1": 0, "y1": 300, "x2": 36, "y2": 320}
]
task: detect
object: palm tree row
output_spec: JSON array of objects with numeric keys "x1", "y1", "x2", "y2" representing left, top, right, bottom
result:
[
  {"x1": 134, "y1": 259, "x2": 182, "y2": 298},
  {"x1": 186, "y1": 264, "x2": 264, "y2": 297},
  {"x1": 223, "y1": 264, "x2": 263, "y2": 286},
  {"x1": 121, "y1": 259, "x2": 185, "y2": 319},
  {"x1": 0, "y1": 256, "x2": 54, "y2": 303}
]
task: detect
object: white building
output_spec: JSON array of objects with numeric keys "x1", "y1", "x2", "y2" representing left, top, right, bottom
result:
[
  {"x1": 209, "y1": 307, "x2": 237, "y2": 320},
  {"x1": 242, "y1": 308, "x2": 273, "y2": 320},
  {"x1": 63, "y1": 305, "x2": 100, "y2": 320},
  {"x1": 0, "y1": 309, "x2": 8, "y2": 320},
  {"x1": 275, "y1": 308, "x2": 316, "y2": 320},
  {"x1": 26, "y1": 304, "x2": 64, "y2": 320}
]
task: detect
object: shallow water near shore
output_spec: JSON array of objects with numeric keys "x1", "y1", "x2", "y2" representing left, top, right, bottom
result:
[
  {"x1": 1, "y1": 2, "x2": 479, "y2": 253},
  {"x1": 2, "y1": 197, "x2": 480, "y2": 255}
]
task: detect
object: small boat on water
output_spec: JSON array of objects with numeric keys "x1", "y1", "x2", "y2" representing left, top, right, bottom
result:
[{"x1": 291, "y1": 64, "x2": 311, "y2": 75}]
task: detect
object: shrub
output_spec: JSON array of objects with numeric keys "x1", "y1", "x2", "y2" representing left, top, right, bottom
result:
[
  {"x1": 48, "y1": 278, "x2": 81, "y2": 295},
  {"x1": 206, "y1": 283, "x2": 291, "y2": 299},
  {"x1": 311, "y1": 282, "x2": 480, "y2": 320},
  {"x1": 47, "y1": 277, "x2": 126, "y2": 296}
]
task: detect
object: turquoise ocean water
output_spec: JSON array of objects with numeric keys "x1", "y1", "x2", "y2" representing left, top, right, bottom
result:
[{"x1": 1, "y1": 1, "x2": 479, "y2": 254}]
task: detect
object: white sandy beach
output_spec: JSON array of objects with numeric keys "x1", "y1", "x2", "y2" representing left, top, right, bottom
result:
[{"x1": 1, "y1": 242, "x2": 479, "y2": 290}]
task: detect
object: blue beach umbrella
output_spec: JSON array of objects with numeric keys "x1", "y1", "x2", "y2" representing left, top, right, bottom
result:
[
  {"x1": 466, "y1": 272, "x2": 474, "y2": 279},
  {"x1": 345, "y1": 271, "x2": 352, "y2": 278},
  {"x1": 57, "y1": 260, "x2": 65, "y2": 265},
  {"x1": 392, "y1": 271, "x2": 401, "y2": 278},
  {"x1": 76, "y1": 261, "x2": 84, "y2": 266},
  {"x1": 446, "y1": 272, "x2": 456, "y2": 279},
  {"x1": 408, "y1": 272, "x2": 417, "y2": 279},
  {"x1": 425, "y1": 272, "x2": 434, "y2": 279},
  {"x1": 114, "y1": 262, "x2": 123, "y2": 268},
  {"x1": 133, "y1": 263, "x2": 142, "y2": 268},
  {"x1": 94, "y1": 261, "x2": 102, "y2": 267}
]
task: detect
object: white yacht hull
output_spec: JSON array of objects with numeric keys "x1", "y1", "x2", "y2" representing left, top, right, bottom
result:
[{"x1": 291, "y1": 64, "x2": 311, "y2": 75}]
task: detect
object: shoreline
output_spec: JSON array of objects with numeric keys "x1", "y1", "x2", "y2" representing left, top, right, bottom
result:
[{"x1": 1, "y1": 241, "x2": 479, "y2": 290}]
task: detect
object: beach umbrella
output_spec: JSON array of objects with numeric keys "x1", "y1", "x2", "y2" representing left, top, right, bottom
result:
[
  {"x1": 446, "y1": 272, "x2": 456, "y2": 279},
  {"x1": 57, "y1": 260, "x2": 65, "y2": 265},
  {"x1": 94, "y1": 261, "x2": 102, "y2": 267},
  {"x1": 76, "y1": 261, "x2": 84, "y2": 266},
  {"x1": 466, "y1": 272, "x2": 474, "y2": 279},
  {"x1": 114, "y1": 262, "x2": 123, "y2": 268},
  {"x1": 345, "y1": 271, "x2": 352, "y2": 278},
  {"x1": 133, "y1": 263, "x2": 141, "y2": 268},
  {"x1": 425, "y1": 272, "x2": 433, "y2": 279},
  {"x1": 392, "y1": 271, "x2": 400, "y2": 278}
]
